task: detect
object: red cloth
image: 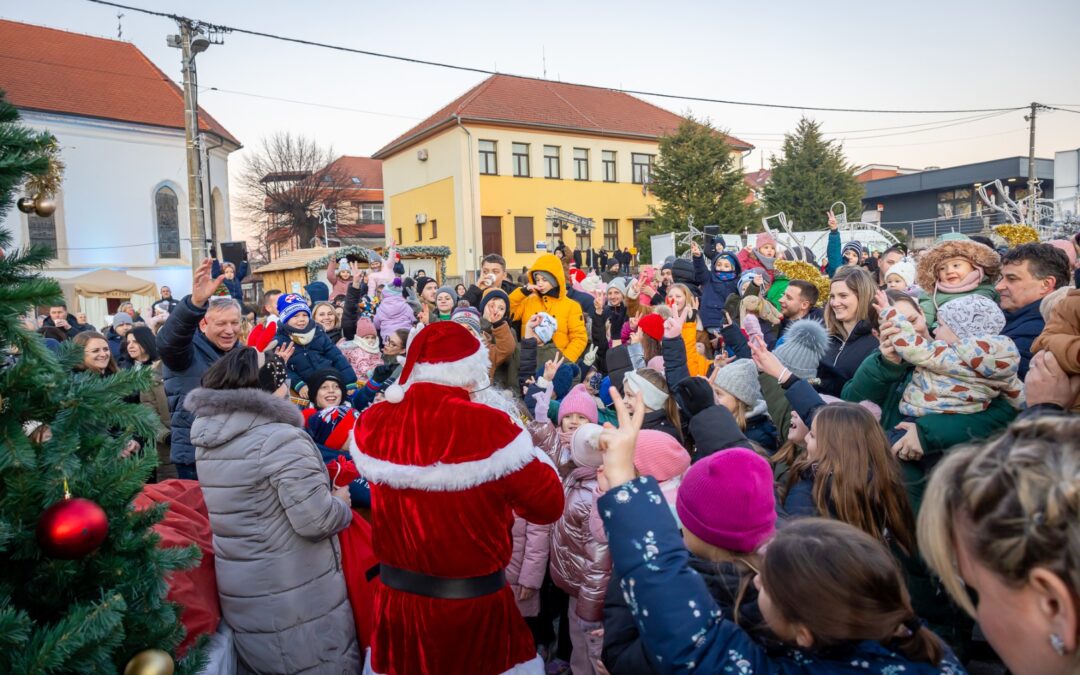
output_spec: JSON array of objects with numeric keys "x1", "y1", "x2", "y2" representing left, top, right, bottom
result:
[
  {"x1": 337, "y1": 512, "x2": 379, "y2": 652},
  {"x1": 327, "y1": 456, "x2": 360, "y2": 487},
  {"x1": 246, "y1": 320, "x2": 277, "y2": 352},
  {"x1": 352, "y1": 382, "x2": 565, "y2": 674},
  {"x1": 133, "y1": 479, "x2": 220, "y2": 656}
]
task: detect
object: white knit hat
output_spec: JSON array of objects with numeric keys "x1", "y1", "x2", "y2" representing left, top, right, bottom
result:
[{"x1": 886, "y1": 259, "x2": 917, "y2": 289}]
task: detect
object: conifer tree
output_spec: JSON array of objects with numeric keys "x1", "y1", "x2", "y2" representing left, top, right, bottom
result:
[
  {"x1": 763, "y1": 117, "x2": 865, "y2": 232},
  {"x1": 0, "y1": 90, "x2": 203, "y2": 674}
]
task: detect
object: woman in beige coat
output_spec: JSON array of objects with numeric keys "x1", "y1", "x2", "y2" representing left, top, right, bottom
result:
[{"x1": 185, "y1": 347, "x2": 359, "y2": 675}]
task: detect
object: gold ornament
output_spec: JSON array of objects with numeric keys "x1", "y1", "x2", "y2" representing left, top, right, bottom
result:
[
  {"x1": 123, "y1": 649, "x2": 174, "y2": 675},
  {"x1": 17, "y1": 197, "x2": 36, "y2": 214},
  {"x1": 993, "y1": 224, "x2": 1039, "y2": 247},
  {"x1": 775, "y1": 259, "x2": 831, "y2": 307},
  {"x1": 33, "y1": 196, "x2": 56, "y2": 217}
]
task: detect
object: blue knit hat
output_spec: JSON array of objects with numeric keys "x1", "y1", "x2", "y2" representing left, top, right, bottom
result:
[
  {"x1": 276, "y1": 293, "x2": 311, "y2": 323},
  {"x1": 537, "y1": 361, "x2": 580, "y2": 399}
]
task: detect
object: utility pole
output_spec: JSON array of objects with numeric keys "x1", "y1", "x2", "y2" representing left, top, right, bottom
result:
[{"x1": 1024, "y1": 102, "x2": 1044, "y2": 223}]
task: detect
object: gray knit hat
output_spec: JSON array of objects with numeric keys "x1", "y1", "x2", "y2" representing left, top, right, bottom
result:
[
  {"x1": 774, "y1": 320, "x2": 829, "y2": 380},
  {"x1": 435, "y1": 286, "x2": 456, "y2": 303},
  {"x1": 938, "y1": 294, "x2": 1005, "y2": 340},
  {"x1": 451, "y1": 306, "x2": 482, "y2": 336},
  {"x1": 711, "y1": 359, "x2": 762, "y2": 407},
  {"x1": 111, "y1": 313, "x2": 133, "y2": 328}
]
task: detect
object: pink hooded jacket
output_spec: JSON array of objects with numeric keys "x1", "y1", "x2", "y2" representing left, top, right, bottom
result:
[
  {"x1": 549, "y1": 465, "x2": 611, "y2": 623},
  {"x1": 372, "y1": 294, "x2": 414, "y2": 340},
  {"x1": 505, "y1": 516, "x2": 551, "y2": 617}
]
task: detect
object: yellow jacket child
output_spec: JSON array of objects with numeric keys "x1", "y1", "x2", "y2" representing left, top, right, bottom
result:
[{"x1": 510, "y1": 254, "x2": 588, "y2": 361}]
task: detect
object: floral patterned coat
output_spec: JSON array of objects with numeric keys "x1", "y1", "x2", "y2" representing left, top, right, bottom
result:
[{"x1": 600, "y1": 476, "x2": 967, "y2": 674}]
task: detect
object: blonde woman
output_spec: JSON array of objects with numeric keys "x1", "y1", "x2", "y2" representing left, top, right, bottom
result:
[
  {"x1": 818, "y1": 265, "x2": 879, "y2": 396},
  {"x1": 920, "y1": 414, "x2": 1080, "y2": 675}
]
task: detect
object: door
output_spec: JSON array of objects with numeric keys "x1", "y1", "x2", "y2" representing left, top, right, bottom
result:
[{"x1": 481, "y1": 216, "x2": 503, "y2": 256}]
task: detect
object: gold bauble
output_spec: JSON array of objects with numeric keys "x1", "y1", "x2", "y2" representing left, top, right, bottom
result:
[
  {"x1": 123, "y1": 649, "x2": 174, "y2": 675},
  {"x1": 33, "y1": 196, "x2": 56, "y2": 217},
  {"x1": 17, "y1": 197, "x2": 36, "y2": 214}
]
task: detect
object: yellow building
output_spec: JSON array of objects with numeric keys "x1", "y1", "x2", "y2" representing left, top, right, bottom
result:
[{"x1": 373, "y1": 74, "x2": 751, "y2": 280}]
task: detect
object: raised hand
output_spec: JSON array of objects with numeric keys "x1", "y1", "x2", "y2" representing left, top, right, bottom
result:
[
  {"x1": 191, "y1": 257, "x2": 226, "y2": 308},
  {"x1": 827, "y1": 211, "x2": 838, "y2": 231},
  {"x1": 690, "y1": 241, "x2": 701, "y2": 258},
  {"x1": 598, "y1": 388, "x2": 645, "y2": 487},
  {"x1": 872, "y1": 289, "x2": 892, "y2": 319},
  {"x1": 349, "y1": 261, "x2": 364, "y2": 289},
  {"x1": 749, "y1": 334, "x2": 785, "y2": 380},
  {"x1": 542, "y1": 354, "x2": 565, "y2": 382},
  {"x1": 274, "y1": 341, "x2": 295, "y2": 364},
  {"x1": 663, "y1": 306, "x2": 689, "y2": 340},
  {"x1": 593, "y1": 292, "x2": 604, "y2": 315}
]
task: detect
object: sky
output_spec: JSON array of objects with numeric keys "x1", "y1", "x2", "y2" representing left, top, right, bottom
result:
[{"x1": 7, "y1": 0, "x2": 1080, "y2": 218}]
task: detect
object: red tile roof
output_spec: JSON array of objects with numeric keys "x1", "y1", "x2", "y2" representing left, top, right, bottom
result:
[
  {"x1": 0, "y1": 19, "x2": 239, "y2": 145},
  {"x1": 744, "y1": 168, "x2": 772, "y2": 190},
  {"x1": 373, "y1": 74, "x2": 752, "y2": 158},
  {"x1": 328, "y1": 156, "x2": 383, "y2": 190}
]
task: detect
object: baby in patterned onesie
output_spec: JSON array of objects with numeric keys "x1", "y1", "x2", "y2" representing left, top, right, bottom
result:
[{"x1": 876, "y1": 291, "x2": 1025, "y2": 443}]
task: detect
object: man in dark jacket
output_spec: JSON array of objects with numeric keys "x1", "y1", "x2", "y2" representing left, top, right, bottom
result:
[
  {"x1": 106, "y1": 313, "x2": 133, "y2": 359},
  {"x1": 42, "y1": 302, "x2": 87, "y2": 340},
  {"x1": 151, "y1": 286, "x2": 180, "y2": 315},
  {"x1": 997, "y1": 243, "x2": 1071, "y2": 378},
  {"x1": 777, "y1": 280, "x2": 824, "y2": 338},
  {"x1": 463, "y1": 253, "x2": 519, "y2": 309},
  {"x1": 156, "y1": 258, "x2": 242, "y2": 479}
]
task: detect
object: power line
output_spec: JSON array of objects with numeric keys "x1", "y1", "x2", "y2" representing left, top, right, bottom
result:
[
  {"x1": 199, "y1": 86, "x2": 423, "y2": 121},
  {"x1": 83, "y1": 0, "x2": 1029, "y2": 115},
  {"x1": 734, "y1": 111, "x2": 1014, "y2": 137}
]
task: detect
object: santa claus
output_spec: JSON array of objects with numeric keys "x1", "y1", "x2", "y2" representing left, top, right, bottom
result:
[{"x1": 351, "y1": 321, "x2": 564, "y2": 674}]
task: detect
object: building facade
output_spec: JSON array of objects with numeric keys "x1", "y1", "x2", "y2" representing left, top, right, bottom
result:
[
  {"x1": 374, "y1": 75, "x2": 751, "y2": 279},
  {"x1": 0, "y1": 20, "x2": 240, "y2": 299}
]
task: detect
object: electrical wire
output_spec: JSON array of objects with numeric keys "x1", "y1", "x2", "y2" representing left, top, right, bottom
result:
[
  {"x1": 83, "y1": 0, "x2": 1028, "y2": 115},
  {"x1": 199, "y1": 86, "x2": 423, "y2": 121}
]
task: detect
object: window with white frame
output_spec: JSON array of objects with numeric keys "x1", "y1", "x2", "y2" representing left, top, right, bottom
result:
[
  {"x1": 479, "y1": 140, "x2": 497, "y2": 175},
  {"x1": 544, "y1": 145, "x2": 561, "y2": 179}
]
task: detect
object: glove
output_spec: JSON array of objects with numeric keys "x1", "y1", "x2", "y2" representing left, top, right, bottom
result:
[
  {"x1": 326, "y1": 456, "x2": 360, "y2": 487},
  {"x1": 582, "y1": 345, "x2": 599, "y2": 367},
  {"x1": 371, "y1": 364, "x2": 396, "y2": 383}
]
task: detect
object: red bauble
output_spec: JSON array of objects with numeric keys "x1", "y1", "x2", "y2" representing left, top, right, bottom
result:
[{"x1": 36, "y1": 497, "x2": 109, "y2": 559}]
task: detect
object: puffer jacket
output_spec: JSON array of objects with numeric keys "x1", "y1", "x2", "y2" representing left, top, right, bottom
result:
[
  {"x1": 694, "y1": 251, "x2": 741, "y2": 330},
  {"x1": 372, "y1": 293, "x2": 415, "y2": 340},
  {"x1": 509, "y1": 254, "x2": 589, "y2": 361},
  {"x1": 185, "y1": 387, "x2": 358, "y2": 675},
  {"x1": 276, "y1": 323, "x2": 357, "y2": 393},
  {"x1": 550, "y1": 465, "x2": 611, "y2": 623},
  {"x1": 157, "y1": 295, "x2": 238, "y2": 465},
  {"x1": 506, "y1": 516, "x2": 551, "y2": 617}
]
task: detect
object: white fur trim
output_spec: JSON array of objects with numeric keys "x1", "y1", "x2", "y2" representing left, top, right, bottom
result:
[
  {"x1": 363, "y1": 648, "x2": 542, "y2": 674},
  {"x1": 532, "y1": 446, "x2": 558, "y2": 473},
  {"x1": 405, "y1": 342, "x2": 490, "y2": 389},
  {"x1": 350, "y1": 429, "x2": 540, "y2": 492},
  {"x1": 384, "y1": 384, "x2": 404, "y2": 403}
]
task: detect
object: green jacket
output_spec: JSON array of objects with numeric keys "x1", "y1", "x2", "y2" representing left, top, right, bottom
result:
[
  {"x1": 760, "y1": 373, "x2": 791, "y2": 446},
  {"x1": 918, "y1": 282, "x2": 998, "y2": 329},
  {"x1": 841, "y1": 350, "x2": 1017, "y2": 512}
]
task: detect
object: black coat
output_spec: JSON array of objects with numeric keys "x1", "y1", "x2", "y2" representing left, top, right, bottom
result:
[
  {"x1": 462, "y1": 278, "x2": 518, "y2": 310},
  {"x1": 157, "y1": 296, "x2": 236, "y2": 464},
  {"x1": 641, "y1": 409, "x2": 682, "y2": 444},
  {"x1": 689, "y1": 405, "x2": 750, "y2": 460},
  {"x1": 816, "y1": 319, "x2": 879, "y2": 397},
  {"x1": 42, "y1": 313, "x2": 88, "y2": 339},
  {"x1": 603, "y1": 558, "x2": 765, "y2": 674}
]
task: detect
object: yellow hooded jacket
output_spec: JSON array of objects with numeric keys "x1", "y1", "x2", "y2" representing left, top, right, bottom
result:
[{"x1": 509, "y1": 254, "x2": 588, "y2": 361}]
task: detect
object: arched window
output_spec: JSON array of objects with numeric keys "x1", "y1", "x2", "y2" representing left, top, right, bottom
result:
[{"x1": 156, "y1": 186, "x2": 180, "y2": 258}]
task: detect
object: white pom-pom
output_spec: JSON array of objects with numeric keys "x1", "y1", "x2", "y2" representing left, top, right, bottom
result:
[{"x1": 385, "y1": 384, "x2": 404, "y2": 403}]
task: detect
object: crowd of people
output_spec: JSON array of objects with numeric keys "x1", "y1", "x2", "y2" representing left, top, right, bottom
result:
[{"x1": 22, "y1": 220, "x2": 1080, "y2": 675}]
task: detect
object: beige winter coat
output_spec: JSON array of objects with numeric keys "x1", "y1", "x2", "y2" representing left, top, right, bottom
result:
[{"x1": 186, "y1": 387, "x2": 359, "y2": 675}]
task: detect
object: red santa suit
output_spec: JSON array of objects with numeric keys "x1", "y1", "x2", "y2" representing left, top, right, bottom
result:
[{"x1": 351, "y1": 321, "x2": 564, "y2": 675}]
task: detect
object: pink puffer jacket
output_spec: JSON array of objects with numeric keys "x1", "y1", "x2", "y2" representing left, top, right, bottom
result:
[
  {"x1": 549, "y1": 466, "x2": 611, "y2": 622},
  {"x1": 506, "y1": 516, "x2": 551, "y2": 617}
]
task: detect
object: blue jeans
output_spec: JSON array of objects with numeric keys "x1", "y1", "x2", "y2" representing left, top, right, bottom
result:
[{"x1": 175, "y1": 463, "x2": 198, "y2": 480}]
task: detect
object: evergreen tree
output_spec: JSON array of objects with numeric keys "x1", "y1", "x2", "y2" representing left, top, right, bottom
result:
[
  {"x1": 763, "y1": 117, "x2": 865, "y2": 232},
  {"x1": 638, "y1": 116, "x2": 756, "y2": 253},
  {"x1": 0, "y1": 91, "x2": 203, "y2": 674}
]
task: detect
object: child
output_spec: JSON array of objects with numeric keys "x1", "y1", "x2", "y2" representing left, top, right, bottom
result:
[
  {"x1": 338, "y1": 317, "x2": 383, "y2": 385},
  {"x1": 915, "y1": 237, "x2": 1000, "y2": 328},
  {"x1": 841, "y1": 239, "x2": 863, "y2": 267},
  {"x1": 876, "y1": 291, "x2": 1025, "y2": 418},
  {"x1": 528, "y1": 360, "x2": 598, "y2": 478},
  {"x1": 1032, "y1": 288, "x2": 1080, "y2": 412},
  {"x1": 623, "y1": 368, "x2": 683, "y2": 444},
  {"x1": 549, "y1": 421, "x2": 610, "y2": 675},
  {"x1": 602, "y1": 447, "x2": 772, "y2": 674},
  {"x1": 301, "y1": 369, "x2": 370, "y2": 509},
  {"x1": 364, "y1": 242, "x2": 397, "y2": 298},
  {"x1": 509, "y1": 253, "x2": 589, "y2": 362},
  {"x1": 372, "y1": 278, "x2": 415, "y2": 341},
  {"x1": 691, "y1": 241, "x2": 741, "y2": 332},
  {"x1": 710, "y1": 359, "x2": 778, "y2": 453},
  {"x1": 597, "y1": 393, "x2": 959, "y2": 674},
  {"x1": 275, "y1": 293, "x2": 357, "y2": 398},
  {"x1": 736, "y1": 232, "x2": 778, "y2": 283},
  {"x1": 884, "y1": 258, "x2": 919, "y2": 295},
  {"x1": 211, "y1": 257, "x2": 247, "y2": 302}
]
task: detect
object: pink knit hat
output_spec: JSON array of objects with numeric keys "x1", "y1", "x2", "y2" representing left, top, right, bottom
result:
[
  {"x1": 676, "y1": 448, "x2": 776, "y2": 553},
  {"x1": 646, "y1": 355, "x2": 665, "y2": 372},
  {"x1": 633, "y1": 430, "x2": 690, "y2": 482},
  {"x1": 356, "y1": 317, "x2": 377, "y2": 338},
  {"x1": 558, "y1": 384, "x2": 598, "y2": 424},
  {"x1": 755, "y1": 232, "x2": 777, "y2": 250}
]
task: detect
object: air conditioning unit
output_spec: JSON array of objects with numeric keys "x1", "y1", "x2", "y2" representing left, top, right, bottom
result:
[
  {"x1": 416, "y1": 213, "x2": 427, "y2": 224},
  {"x1": 417, "y1": 149, "x2": 429, "y2": 161}
]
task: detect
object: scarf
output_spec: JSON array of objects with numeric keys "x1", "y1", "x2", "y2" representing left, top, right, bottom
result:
[
  {"x1": 714, "y1": 271, "x2": 736, "y2": 282},
  {"x1": 357, "y1": 336, "x2": 380, "y2": 355},
  {"x1": 317, "y1": 403, "x2": 353, "y2": 423},
  {"x1": 935, "y1": 267, "x2": 983, "y2": 294},
  {"x1": 283, "y1": 323, "x2": 316, "y2": 346},
  {"x1": 754, "y1": 250, "x2": 776, "y2": 271},
  {"x1": 557, "y1": 429, "x2": 575, "y2": 447}
]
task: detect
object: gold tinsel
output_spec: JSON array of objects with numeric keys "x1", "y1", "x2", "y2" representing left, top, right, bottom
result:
[
  {"x1": 24, "y1": 138, "x2": 65, "y2": 198},
  {"x1": 993, "y1": 224, "x2": 1040, "y2": 247},
  {"x1": 774, "y1": 259, "x2": 830, "y2": 307}
]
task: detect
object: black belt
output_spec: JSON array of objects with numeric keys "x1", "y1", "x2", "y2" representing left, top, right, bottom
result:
[{"x1": 375, "y1": 563, "x2": 506, "y2": 600}]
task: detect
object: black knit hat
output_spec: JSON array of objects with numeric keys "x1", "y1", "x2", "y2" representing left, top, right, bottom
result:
[
  {"x1": 416, "y1": 276, "x2": 437, "y2": 296},
  {"x1": 306, "y1": 368, "x2": 346, "y2": 405}
]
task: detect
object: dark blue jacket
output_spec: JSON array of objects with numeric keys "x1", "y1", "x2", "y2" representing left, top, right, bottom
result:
[
  {"x1": 307, "y1": 409, "x2": 372, "y2": 509},
  {"x1": 1003, "y1": 298, "x2": 1044, "y2": 379},
  {"x1": 157, "y1": 296, "x2": 236, "y2": 464},
  {"x1": 276, "y1": 323, "x2": 358, "y2": 392},
  {"x1": 105, "y1": 326, "x2": 126, "y2": 360},
  {"x1": 600, "y1": 476, "x2": 964, "y2": 674},
  {"x1": 817, "y1": 320, "x2": 878, "y2": 398},
  {"x1": 693, "y1": 252, "x2": 741, "y2": 330},
  {"x1": 211, "y1": 258, "x2": 248, "y2": 302}
]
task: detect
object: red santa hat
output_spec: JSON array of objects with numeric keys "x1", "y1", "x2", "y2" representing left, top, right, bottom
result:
[{"x1": 384, "y1": 321, "x2": 489, "y2": 403}]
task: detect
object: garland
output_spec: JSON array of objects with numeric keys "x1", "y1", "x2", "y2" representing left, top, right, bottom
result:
[{"x1": 305, "y1": 245, "x2": 452, "y2": 281}]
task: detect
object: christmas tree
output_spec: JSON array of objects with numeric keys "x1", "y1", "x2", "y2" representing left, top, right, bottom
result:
[{"x1": 0, "y1": 91, "x2": 203, "y2": 673}]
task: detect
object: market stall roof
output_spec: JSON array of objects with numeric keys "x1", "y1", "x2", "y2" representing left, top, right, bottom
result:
[
  {"x1": 252, "y1": 247, "x2": 338, "y2": 274},
  {"x1": 58, "y1": 268, "x2": 157, "y2": 304}
]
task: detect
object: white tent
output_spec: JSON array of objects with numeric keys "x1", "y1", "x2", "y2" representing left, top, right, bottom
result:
[{"x1": 58, "y1": 269, "x2": 158, "y2": 330}]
